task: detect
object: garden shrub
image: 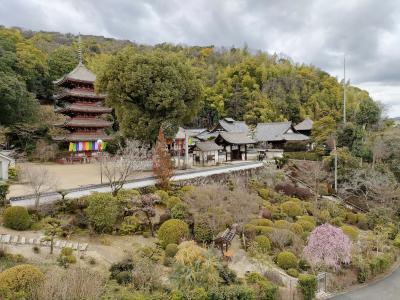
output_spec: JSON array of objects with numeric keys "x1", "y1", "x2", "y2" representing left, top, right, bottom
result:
[
  {"x1": 296, "y1": 220, "x2": 315, "y2": 233},
  {"x1": 356, "y1": 213, "x2": 368, "y2": 230},
  {"x1": 0, "y1": 264, "x2": 44, "y2": 297},
  {"x1": 110, "y1": 259, "x2": 134, "y2": 279},
  {"x1": 116, "y1": 189, "x2": 140, "y2": 202},
  {"x1": 157, "y1": 219, "x2": 189, "y2": 247},
  {"x1": 290, "y1": 223, "x2": 304, "y2": 234},
  {"x1": 274, "y1": 220, "x2": 292, "y2": 230},
  {"x1": 166, "y1": 196, "x2": 182, "y2": 209},
  {"x1": 340, "y1": 225, "x2": 359, "y2": 241},
  {"x1": 286, "y1": 268, "x2": 299, "y2": 278},
  {"x1": 217, "y1": 264, "x2": 238, "y2": 285},
  {"x1": 260, "y1": 207, "x2": 273, "y2": 220},
  {"x1": 180, "y1": 185, "x2": 193, "y2": 193},
  {"x1": 356, "y1": 260, "x2": 370, "y2": 283},
  {"x1": 297, "y1": 215, "x2": 316, "y2": 225},
  {"x1": 165, "y1": 243, "x2": 179, "y2": 257},
  {"x1": 299, "y1": 258, "x2": 311, "y2": 271},
  {"x1": 194, "y1": 215, "x2": 214, "y2": 244},
  {"x1": 330, "y1": 216, "x2": 344, "y2": 227},
  {"x1": 245, "y1": 272, "x2": 278, "y2": 300},
  {"x1": 345, "y1": 212, "x2": 358, "y2": 225},
  {"x1": 72, "y1": 212, "x2": 89, "y2": 229},
  {"x1": 119, "y1": 216, "x2": 141, "y2": 235},
  {"x1": 84, "y1": 193, "x2": 122, "y2": 233},
  {"x1": 297, "y1": 274, "x2": 317, "y2": 300},
  {"x1": 0, "y1": 182, "x2": 9, "y2": 206},
  {"x1": 250, "y1": 219, "x2": 273, "y2": 227},
  {"x1": 318, "y1": 209, "x2": 331, "y2": 223},
  {"x1": 116, "y1": 271, "x2": 133, "y2": 285},
  {"x1": 208, "y1": 285, "x2": 255, "y2": 300},
  {"x1": 155, "y1": 190, "x2": 169, "y2": 204},
  {"x1": 393, "y1": 234, "x2": 400, "y2": 248},
  {"x1": 170, "y1": 203, "x2": 189, "y2": 220},
  {"x1": 2, "y1": 206, "x2": 31, "y2": 230},
  {"x1": 281, "y1": 200, "x2": 303, "y2": 218},
  {"x1": 254, "y1": 235, "x2": 271, "y2": 253},
  {"x1": 258, "y1": 188, "x2": 269, "y2": 200},
  {"x1": 369, "y1": 254, "x2": 393, "y2": 276},
  {"x1": 277, "y1": 251, "x2": 298, "y2": 270},
  {"x1": 255, "y1": 226, "x2": 274, "y2": 235},
  {"x1": 58, "y1": 247, "x2": 76, "y2": 267},
  {"x1": 186, "y1": 287, "x2": 208, "y2": 300}
]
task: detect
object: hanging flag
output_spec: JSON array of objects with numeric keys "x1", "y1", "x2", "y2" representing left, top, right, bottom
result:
[{"x1": 68, "y1": 142, "x2": 73, "y2": 152}]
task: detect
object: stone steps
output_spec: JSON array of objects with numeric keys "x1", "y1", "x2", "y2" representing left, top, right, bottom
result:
[{"x1": 0, "y1": 233, "x2": 88, "y2": 251}]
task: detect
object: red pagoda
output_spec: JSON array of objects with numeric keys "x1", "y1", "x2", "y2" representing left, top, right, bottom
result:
[{"x1": 53, "y1": 61, "x2": 113, "y2": 159}]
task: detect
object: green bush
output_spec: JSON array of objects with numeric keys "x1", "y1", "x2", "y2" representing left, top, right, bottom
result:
[
  {"x1": 155, "y1": 190, "x2": 169, "y2": 204},
  {"x1": 284, "y1": 152, "x2": 322, "y2": 161},
  {"x1": 369, "y1": 254, "x2": 392, "y2": 276},
  {"x1": 345, "y1": 212, "x2": 358, "y2": 225},
  {"x1": 84, "y1": 193, "x2": 122, "y2": 233},
  {"x1": 250, "y1": 219, "x2": 273, "y2": 227},
  {"x1": 165, "y1": 243, "x2": 179, "y2": 257},
  {"x1": 170, "y1": 203, "x2": 188, "y2": 220},
  {"x1": 2, "y1": 206, "x2": 31, "y2": 230},
  {"x1": 245, "y1": 272, "x2": 278, "y2": 300},
  {"x1": 296, "y1": 220, "x2": 315, "y2": 232},
  {"x1": 281, "y1": 201, "x2": 303, "y2": 218},
  {"x1": 297, "y1": 215, "x2": 316, "y2": 225},
  {"x1": 254, "y1": 235, "x2": 271, "y2": 253},
  {"x1": 255, "y1": 226, "x2": 274, "y2": 235},
  {"x1": 119, "y1": 216, "x2": 141, "y2": 235},
  {"x1": 318, "y1": 209, "x2": 331, "y2": 223},
  {"x1": 330, "y1": 216, "x2": 344, "y2": 227},
  {"x1": 0, "y1": 264, "x2": 44, "y2": 296},
  {"x1": 258, "y1": 188, "x2": 270, "y2": 200},
  {"x1": 297, "y1": 274, "x2": 317, "y2": 300},
  {"x1": 208, "y1": 285, "x2": 255, "y2": 300},
  {"x1": 180, "y1": 185, "x2": 193, "y2": 193},
  {"x1": 356, "y1": 260, "x2": 370, "y2": 283},
  {"x1": 157, "y1": 219, "x2": 189, "y2": 247},
  {"x1": 340, "y1": 225, "x2": 358, "y2": 241},
  {"x1": 356, "y1": 213, "x2": 368, "y2": 230},
  {"x1": 394, "y1": 234, "x2": 400, "y2": 248},
  {"x1": 0, "y1": 182, "x2": 9, "y2": 206},
  {"x1": 290, "y1": 223, "x2": 304, "y2": 234},
  {"x1": 274, "y1": 220, "x2": 292, "y2": 230},
  {"x1": 166, "y1": 196, "x2": 182, "y2": 209},
  {"x1": 115, "y1": 271, "x2": 132, "y2": 285},
  {"x1": 277, "y1": 251, "x2": 298, "y2": 270},
  {"x1": 186, "y1": 287, "x2": 208, "y2": 300},
  {"x1": 194, "y1": 215, "x2": 214, "y2": 244},
  {"x1": 286, "y1": 268, "x2": 299, "y2": 277}
]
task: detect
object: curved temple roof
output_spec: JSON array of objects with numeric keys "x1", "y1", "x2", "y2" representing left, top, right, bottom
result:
[{"x1": 53, "y1": 62, "x2": 97, "y2": 85}]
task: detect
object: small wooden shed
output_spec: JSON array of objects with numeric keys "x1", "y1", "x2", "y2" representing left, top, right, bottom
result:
[{"x1": 193, "y1": 141, "x2": 223, "y2": 166}]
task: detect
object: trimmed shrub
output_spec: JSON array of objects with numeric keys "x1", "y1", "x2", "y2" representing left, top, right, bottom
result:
[
  {"x1": 58, "y1": 247, "x2": 76, "y2": 267},
  {"x1": 119, "y1": 216, "x2": 141, "y2": 235},
  {"x1": 258, "y1": 188, "x2": 269, "y2": 200},
  {"x1": 180, "y1": 185, "x2": 193, "y2": 193},
  {"x1": 394, "y1": 234, "x2": 400, "y2": 248},
  {"x1": 356, "y1": 213, "x2": 368, "y2": 230},
  {"x1": 281, "y1": 201, "x2": 303, "y2": 218},
  {"x1": 84, "y1": 193, "x2": 122, "y2": 233},
  {"x1": 341, "y1": 225, "x2": 359, "y2": 241},
  {"x1": 187, "y1": 287, "x2": 208, "y2": 300},
  {"x1": 369, "y1": 254, "x2": 393, "y2": 276},
  {"x1": 287, "y1": 268, "x2": 299, "y2": 278},
  {"x1": 110, "y1": 259, "x2": 134, "y2": 279},
  {"x1": 297, "y1": 215, "x2": 316, "y2": 225},
  {"x1": 250, "y1": 219, "x2": 273, "y2": 227},
  {"x1": 356, "y1": 260, "x2": 370, "y2": 283},
  {"x1": 0, "y1": 182, "x2": 9, "y2": 206},
  {"x1": 330, "y1": 216, "x2": 344, "y2": 227},
  {"x1": 165, "y1": 243, "x2": 179, "y2": 257},
  {"x1": 155, "y1": 190, "x2": 169, "y2": 204},
  {"x1": 274, "y1": 220, "x2": 292, "y2": 230},
  {"x1": 297, "y1": 274, "x2": 317, "y2": 300},
  {"x1": 2, "y1": 206, "x2": 31, "y2": 230},
  {"x1": 194, "y1": 215, "x2": 214, "y2": 244},
  {"x1": 290, "y1": 223, "x2": 304, "y2": 234},
  {"x1": 245, "y1": 272, "x2": 278, "y2": 300},
  {"x1": 0, "y1": 264, "x2": 44, "y2": 296},
  {"x1": 277, "y1": 251, "x2": 298, "y2": 270},
  {"x1": 166, "y1": 196, "x2": 181, "y2": 209},
  {"x1": 170, "y1": 203, "x2": 189, "y2": 220},
  {"x1": 157, "y1": 219, "x2": 189, "y2": 247},
  {"x1": 345, "y1": 212, "x2": 358, "y2": 225},
  {"x1": 254, "y1": 235, "x2": 271, "y2": 253},
  {"x1": 208, "y1": 285, "x2": 255, "y2": 300},
  {"x1": 296, "y1": 220, "x2": 315, "y2": 232},
  {"x1": 115, "y1": 271, "x2": 132, "y2": 285},
  {"x1": 255, "y1": 226, "x2": 274, "y2": 235}
]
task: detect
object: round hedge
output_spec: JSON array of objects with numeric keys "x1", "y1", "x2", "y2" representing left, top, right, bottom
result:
[
  {"x1": 277, "y1": 251, "x2": 298, "y2": 270},
  {"x1": 0, "y1": 264, "x2": 44, "y2": 294},
  {"x1": 2, "y1": 206, "x2": 31, "y2": 230},
  {"x1": 254, "y1": 235, "x2": 271, "y2": 253},
  {"x1": 166, "y1": 196, "x2": 182, "y2": 209},
  {"x1": 194, "y1": 215, "x2": 214, "y2": 244},
  {"x1": 258, "y1": 188, "x2": 270, "y2": 200},
  {"x1": 296, "y1": 220, "x2": 315, "y2": 232},
  {"x1": 249, "y1": 219, "x2": 273, "y2": 227},
  {"x1": 287, "y1": 268, "x2": 299, "y2": 278},
  {"x1": 274, "y1": 220, "x2": 292, "y2": 230},
  {"x1": 281, "y1": 201, "x2": 303, "y2": 218},
  {"x1": 157, "y1": 219, "x2": 189, "y2": 247},
  {"x1": 165, "y1": 243, "x2": 179, "y2": 257},
  {"x1": 341, "y1": 225, "x2": 359, "y2": 241},
  {"x1": 290, "y1": 223, "x2": 304, "y2": 235}
]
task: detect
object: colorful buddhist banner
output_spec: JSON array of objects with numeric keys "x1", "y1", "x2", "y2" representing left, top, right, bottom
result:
[{"x1": 68, "y1": 141, "x2": 106, "y2": 152}]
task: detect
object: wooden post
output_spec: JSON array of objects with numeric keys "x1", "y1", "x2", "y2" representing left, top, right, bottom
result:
[
  {"x1": 245, "y1": 144, "x2": 247, "y2": 160},
  {"x1": 230, "y1": 145, "x2": 233, "y2": 161}
]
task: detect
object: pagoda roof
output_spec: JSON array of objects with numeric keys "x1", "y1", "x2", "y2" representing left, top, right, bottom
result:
[
  {"x1": 56, "y1": 118, "x2": 113, "y2": 128},
  {"x1": 55, "y1": 104, "x2": 112, "y2": 114},
  {"x1": 54, "y1": 88, "x2": 106, "y2": 100},
  {"x1": 53, "y1": 132, "x2": 113, "y2": 142},
  {"x1": 53, "y1": 62, "x2": 96, "y2": 85}
]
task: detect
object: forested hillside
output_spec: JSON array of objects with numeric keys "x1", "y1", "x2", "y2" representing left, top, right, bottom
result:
[{"x1": 0, "y1": 26, "x2": 381, "y2": 150}]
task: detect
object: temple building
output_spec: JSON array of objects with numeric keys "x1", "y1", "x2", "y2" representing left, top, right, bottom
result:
[{"x1": 53, "y1": 59, "x2": 113, "y2": 160}]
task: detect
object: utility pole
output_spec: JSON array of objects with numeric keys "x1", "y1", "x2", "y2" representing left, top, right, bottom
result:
[
  {"x1": 343, "y1": 55, "x2": 346, "y2": 125},
  {"x1": 184, "y1": 132, "x2": 189, "y2": 169},
  {"x1": 334, "y1": 138, "x2": 338, "y2": 194}
]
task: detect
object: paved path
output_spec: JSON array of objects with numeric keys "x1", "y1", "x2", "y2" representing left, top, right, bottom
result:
[
  {"x1": 10, "y1": 161, "x2": 264, "y2": 207},
  {"x1": 331, "y1": 266, "x2": 400, "y2": 300}
]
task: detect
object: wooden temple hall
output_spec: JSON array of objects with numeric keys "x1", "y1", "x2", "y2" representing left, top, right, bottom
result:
[{"x1": 52, "y1": 45, "x2": 113, "y2": 162}]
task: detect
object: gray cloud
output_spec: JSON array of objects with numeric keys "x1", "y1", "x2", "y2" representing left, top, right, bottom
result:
[{"x1": 0, "y1": 0, "x2": 399, "y2": 116}]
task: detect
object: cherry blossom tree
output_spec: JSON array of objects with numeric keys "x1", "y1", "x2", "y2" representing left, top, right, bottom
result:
[{"x1": 303, "y1": 223, "x2": 352, "y2": 270}]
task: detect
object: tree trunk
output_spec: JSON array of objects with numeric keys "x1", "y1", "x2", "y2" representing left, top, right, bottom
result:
[{"x1": 50, "y1": 237, "x2": 54, "y2": 254}]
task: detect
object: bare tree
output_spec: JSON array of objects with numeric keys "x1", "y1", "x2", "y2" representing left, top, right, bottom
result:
[
  {"x1": 102, "y1": 140, "x2": 149, "y2": 197},
  {"x1": 370, "y1": 137, "x2": 390, "y2": 169},
  {"x1": 152, "y1": 129, "x2": 174, "y2": 190},
  {"x1": 21, "y1": 166, "x2": 54, "y2": 209}
]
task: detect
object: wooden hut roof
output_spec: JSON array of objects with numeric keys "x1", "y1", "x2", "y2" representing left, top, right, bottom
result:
[
  {"x1": 294, "y1": 118, "x2": 314, "y2": 131},
  {"x1": 216, "y1": 132, "x2": 255, "y2": 145},
  {"x1": 194, "y1": 141, "x2": 223, "y2": 152}
]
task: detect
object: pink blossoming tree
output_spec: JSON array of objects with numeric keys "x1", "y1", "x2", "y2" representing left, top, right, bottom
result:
[{"x1": 304, "y1": 223, "x2": 352, "y2": 270}]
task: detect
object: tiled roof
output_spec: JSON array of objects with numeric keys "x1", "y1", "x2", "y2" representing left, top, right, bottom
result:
[
  {"x1": 282, "y1": 133, "x2": 310, "y2": 141},
  {"x1": 294, "y1": 118, "x2": 314, "y2": 131},
  {"x1": 53, "y1": 62, "x2": 96, "y2": 85},
  {"x1": 216, "y1": 132, "x2": 255, "y2": 145},
  {"x1": 194, "y1": 141, "x2": 223, "y2": 152},
  {"x1": 218, "y1": 118, "x2": 249, "y2": 134},
  {"x1": 57, "y1": 118, "x2": 113, "y2": 128},
  {"x1": 55, "y1": 104, "x2": 112, "y2": 114},
  {"x1": 255, "y1": 121, "x2": 309, "y2": 142},
  {"x1": 53, "y1": 132, "x2": 113, "y2": 142},
  {"x1": 195, "y1": 130, "x2": 219, "y2": 141},
  {"x1": 174, "y1": 127, "x2": 207, "y2": 139},
  {"x1": 54, "y1": 88, "x2": 106, "y2": 100}
]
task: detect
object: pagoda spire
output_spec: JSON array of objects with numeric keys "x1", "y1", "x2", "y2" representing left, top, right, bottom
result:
[{"x1": 78, "y1": 33, "x2": 83, "y2": 63}]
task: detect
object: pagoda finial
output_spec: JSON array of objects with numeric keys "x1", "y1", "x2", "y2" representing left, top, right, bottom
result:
[{"x1": 78, "y1": 33, "x2": 83, "y2": 64}]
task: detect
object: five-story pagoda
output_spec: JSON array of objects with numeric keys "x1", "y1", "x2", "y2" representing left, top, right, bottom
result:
[{"x1": 53, "y1": 48, "x2": 113, "y2": 159}]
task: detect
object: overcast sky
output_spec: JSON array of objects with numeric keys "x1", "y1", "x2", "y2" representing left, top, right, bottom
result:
[{"x1": 1, "y1": 0, "x2": 399, "y2": 117}]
